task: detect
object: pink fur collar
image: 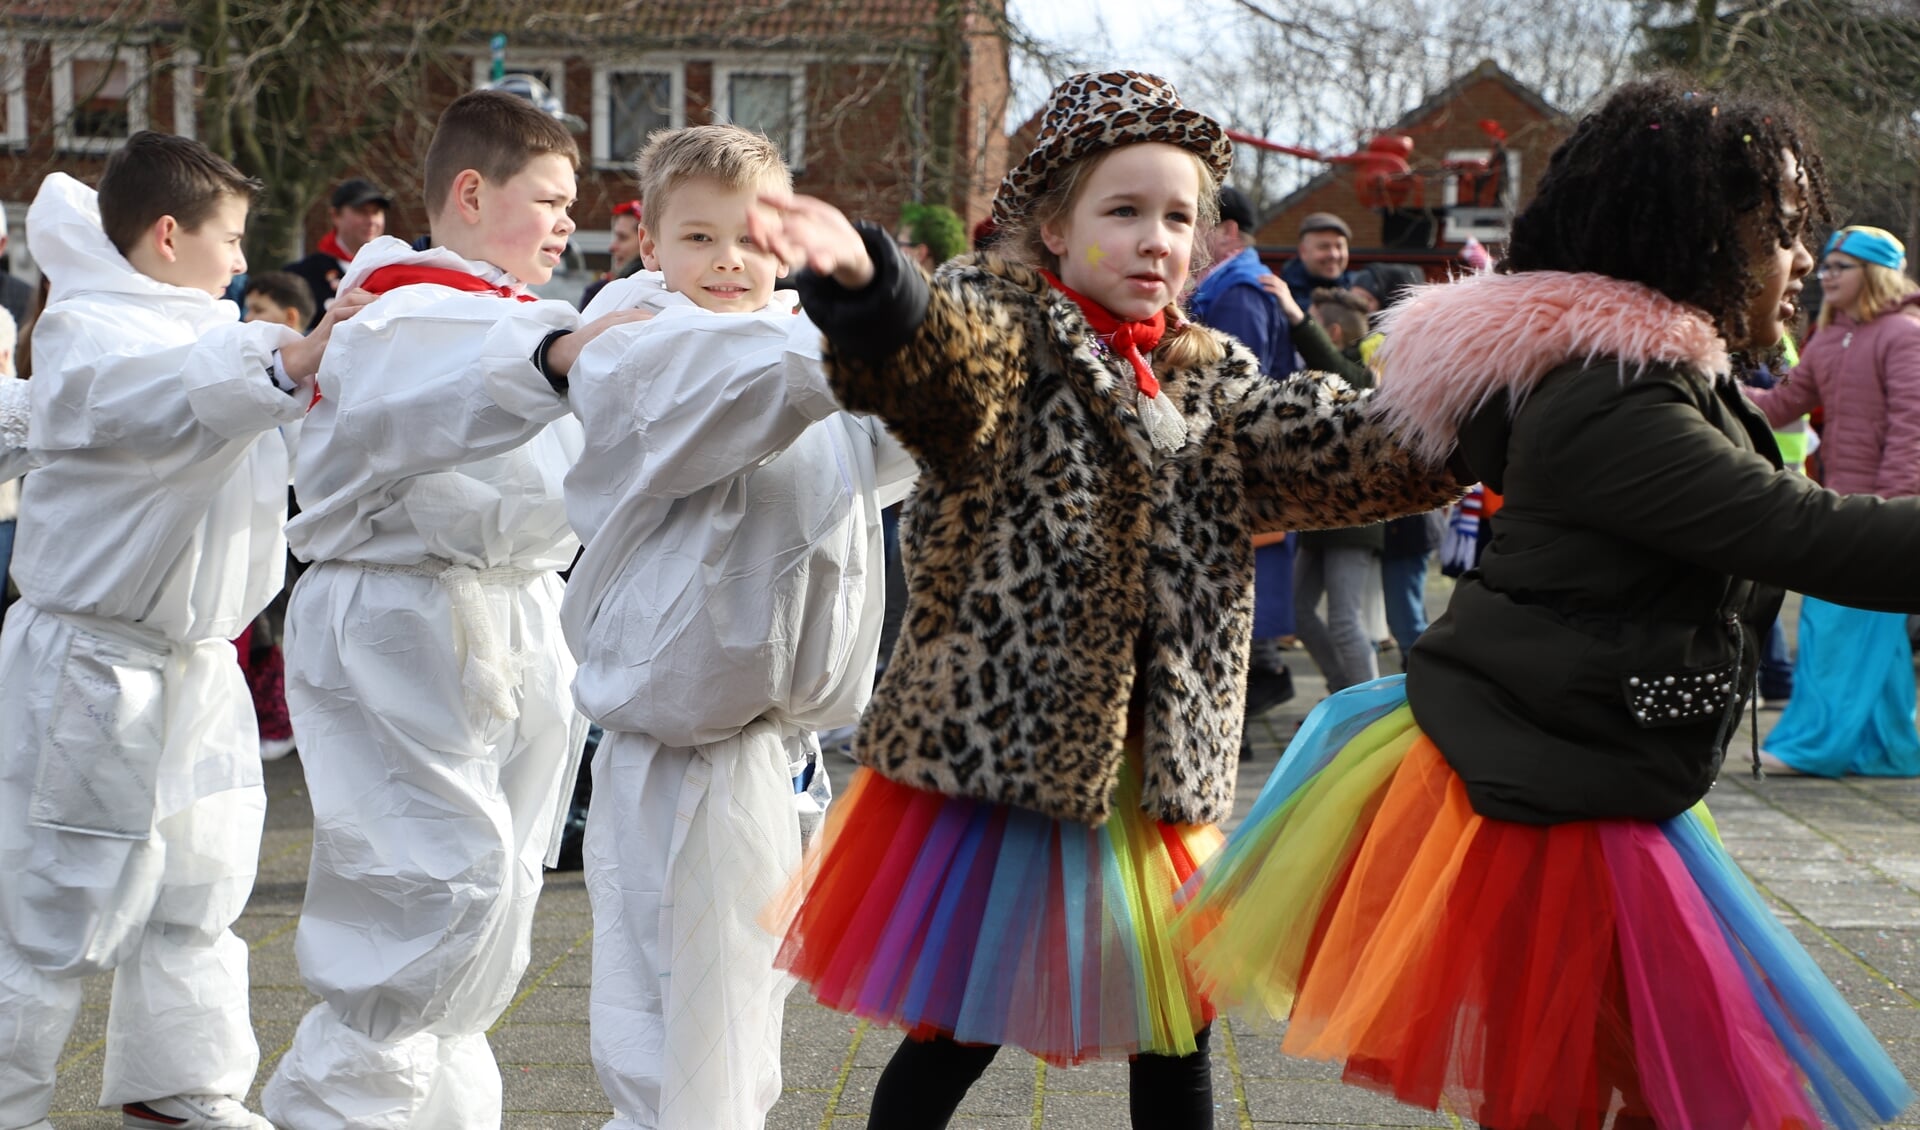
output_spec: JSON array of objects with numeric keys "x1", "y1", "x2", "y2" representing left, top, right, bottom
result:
[{"x1": 1371, "y1": 270, "x2": 1731, "y2": 464}]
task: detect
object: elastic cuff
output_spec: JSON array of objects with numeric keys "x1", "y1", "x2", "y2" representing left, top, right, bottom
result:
[
  {"x1": 532, "y1": 328, "x2": 571, "y2": 394},
  {"x1": 267, "y1": 351, "x2": 299, "y2": 395}
]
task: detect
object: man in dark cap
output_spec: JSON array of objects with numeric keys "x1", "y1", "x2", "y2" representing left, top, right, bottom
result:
[{"x1": 285, "y1": 177, "x2": 390, "y2": 328}]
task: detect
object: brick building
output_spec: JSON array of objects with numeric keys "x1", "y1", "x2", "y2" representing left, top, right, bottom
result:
[
  {"x1": 1250, "y1": 60, "x2": 1569, "y2": 278},
  {"x1": 0, "y1": 0, "x2": 1012, "y2": 278}
]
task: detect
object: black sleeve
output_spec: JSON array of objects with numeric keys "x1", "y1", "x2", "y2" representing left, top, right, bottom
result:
[
  {"x1": 1537, "y1": 370, "x2": 1920, "y2": 613},
  {"x1": 794, "y1": 221, "x2": 931, "y2": 362}
]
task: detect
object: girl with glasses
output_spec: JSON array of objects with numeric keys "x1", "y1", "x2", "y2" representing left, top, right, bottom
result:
[{"x1": 1750, "y1": 225, "x2": 1920, "y2": 779}]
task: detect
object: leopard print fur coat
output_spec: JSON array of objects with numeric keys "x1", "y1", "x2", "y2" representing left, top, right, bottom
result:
[{"x1": 827, "y1": 254, "x2": 1458, "y2": 826}]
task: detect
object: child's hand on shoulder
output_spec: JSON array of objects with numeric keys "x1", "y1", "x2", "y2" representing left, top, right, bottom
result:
[
  {"x1": 543, "y1": 308, "x2": 656, "y2": 380},
  {"x1": 282, "y1": 286, "x2": 376, "y2": 390},
  {"x1": 1259, "y1": 274, "x2": 1305, "y2": 324},
  {"x1": 749, "y1": 193, "x2": 873, "y2": 290}
]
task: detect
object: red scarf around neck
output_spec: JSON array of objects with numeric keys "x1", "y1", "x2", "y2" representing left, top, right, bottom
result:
[
  {"x1": 303, "y1": 263, "x2": 535, "y2": 410},
  {"x1": 1042, "y1": 270, "x2": 1166, "y2": 399},
  {"x1": 356, "y1": 264, "x2": 536, "y2": 303},
  {"x1": 317, "y1": 230, "x2": 354, "y2": 263}
]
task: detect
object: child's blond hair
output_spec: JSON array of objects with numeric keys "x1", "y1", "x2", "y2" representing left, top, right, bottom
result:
[
  {"x1": 1821, "y1": 259, "x2": 1920, "y2": 327},
  {"x1": 1002, "y1": 145, "x2": 1225, "y2": 370},
  {"x1": 635, "y1": 125, "x2": 793, "y2": 227}
]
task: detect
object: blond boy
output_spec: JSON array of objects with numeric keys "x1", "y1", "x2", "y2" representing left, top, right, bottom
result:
[
  {"x1": 562, "y1": 125, "x2": 913, "y2": 1129},
  {"x1": 262, "y1": 91, "x2": 638, "y2": 1129}
]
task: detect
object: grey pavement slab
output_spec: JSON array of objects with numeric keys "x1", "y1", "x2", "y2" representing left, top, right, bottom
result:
[{"x1": 45, "y1": 589, "x2": 1920, "y2": 1128}]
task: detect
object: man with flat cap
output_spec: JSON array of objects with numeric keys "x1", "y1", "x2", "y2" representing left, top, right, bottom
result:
[
  {"x1": 1279, "y1": 210, "x2": 1354, "y2": 313},
  {"x1": 285, "y1": 177, "x2": 390, "y2": 328}
]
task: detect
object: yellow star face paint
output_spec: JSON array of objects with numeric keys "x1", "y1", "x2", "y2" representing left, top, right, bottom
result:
[{"x1": 1085, "y1": 243, "x2": 1107, "y2": 267}]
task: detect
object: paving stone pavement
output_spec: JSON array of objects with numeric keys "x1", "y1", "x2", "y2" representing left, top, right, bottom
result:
[{"x1": 46, "y1": 593, "x2": 1920, "y2": 1128}]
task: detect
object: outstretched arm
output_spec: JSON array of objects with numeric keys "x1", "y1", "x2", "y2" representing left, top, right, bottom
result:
[
  {"x1": 1546, "y1": 371, "x2": 1920, "y2": 612},
  {"x1": 311, "y1": 288, "x2": 585, "y2": 485},
  {"x1": 568, "y1": 306, "x2": 839, "y2": 503},
  {"x1": 754, "y1": 194, "x2": 1028, "y2": 472},
  {"x1": 1743, "y1": 354, "x2": 1822, "y2": 427},
  {"x1": 1230, "y1": 368, "x2": 1460, "y2": 534},
  {"x1": 31, "y1": 311, "x2": 302, "y2": 457}
]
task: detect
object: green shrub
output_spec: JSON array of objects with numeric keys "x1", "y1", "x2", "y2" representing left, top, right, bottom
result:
[{"x1": 900, "y1": 202, "x2": 969, "y2": 264}]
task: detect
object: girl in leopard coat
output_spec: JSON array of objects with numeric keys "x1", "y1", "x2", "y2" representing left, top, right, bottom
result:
[{"x1": 751, "y1": 72, "x2": 1457, "y2": 1129}]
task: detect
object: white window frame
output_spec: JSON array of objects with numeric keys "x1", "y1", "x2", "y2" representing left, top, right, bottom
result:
[
  {"x1": 171, "y1": 48, "x2": 199, "y2": 139},
  {"x1": 470, "y1": 54, "x2": 568, "y2": 107},
  {"x1": 711, "y1": 62, "x2": 807, "y2": 173},
  {"x1": 591, "y1": 59, "x2": 685, "y2": 170},
  {"x1": 0, "y1": 39, "x2": 25, "y2": 149},
  {"x1": 52, "y1": 41, "x2": 149, "y2": 154}
]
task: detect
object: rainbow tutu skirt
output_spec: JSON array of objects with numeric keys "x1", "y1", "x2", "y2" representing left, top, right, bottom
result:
[
  {"x1": 1177, "y1": 676, "x2": 1912, "y2": 1130},
  {"x1": 771, "y1": 742, "x2": 1222, "y2": 1064}
]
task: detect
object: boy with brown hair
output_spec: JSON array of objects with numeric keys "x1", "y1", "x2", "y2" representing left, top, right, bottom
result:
[
  {"x1": 563, "y1": 123, "x2": 913, "y2": 1129},
  {"x1": 241, "y1": 269, "x2": 316, "y2": 330},
  {"x1": 262, "y1": 91, "x2": 642, "y2": 1129},
  {"x1": 0, "y1": 133, "x2": 363, "y2": 1130}
]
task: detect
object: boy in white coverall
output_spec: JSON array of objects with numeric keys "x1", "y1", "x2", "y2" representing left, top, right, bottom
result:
[
  {"x1": 262, "y1": 92, "x2": 643, "y2": 1129},
  {"x1": 0, "y1": 136, "x2": 364, "y2": 1130},
  {"x1": 563, "y1": 125, "x2": 914, "y2": 1130}
]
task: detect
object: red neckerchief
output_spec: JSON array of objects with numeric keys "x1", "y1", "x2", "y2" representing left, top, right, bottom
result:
[
  {"x1": 317, "y1": 230, "x2": 353, "y2": 263},
  {"x1": 356, "y1": 264, "x2": 537, "y2": 303},
  {"x1": 1041, "y1": 270, "x2": 1165, "y2": 398},
  {"x1": 304, "y1": 262, "x2": 537, "y2": 408}
]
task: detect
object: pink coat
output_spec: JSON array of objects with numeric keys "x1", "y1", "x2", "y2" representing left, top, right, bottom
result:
[{"x1": 1748, "y1": 291, "x2": 1920, "y2": 498}]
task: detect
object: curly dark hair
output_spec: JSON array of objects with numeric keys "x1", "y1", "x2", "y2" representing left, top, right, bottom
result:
[{"x1": 1502, "y1": 77, "x2": 1830, "y2": 348}]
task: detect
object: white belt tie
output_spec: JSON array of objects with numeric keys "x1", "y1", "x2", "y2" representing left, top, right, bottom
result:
[{"x1": 352, "y1": 558, "x2": 541, "y2": 723}]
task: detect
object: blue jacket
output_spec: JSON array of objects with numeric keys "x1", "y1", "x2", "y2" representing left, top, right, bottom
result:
[{"x1": 1190, "y1": 248, "x2": 1287, "y2": 377}]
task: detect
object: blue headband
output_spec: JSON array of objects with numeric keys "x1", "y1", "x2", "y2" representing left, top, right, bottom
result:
[{"x1": 1823, "y1": 226, "x2": 1907, "y2": 272}]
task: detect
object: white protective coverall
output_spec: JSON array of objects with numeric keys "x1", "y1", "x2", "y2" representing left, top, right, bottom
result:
[
  {"x1": 0, "y1": 173, "x2": 302, "y2": 1127},
  {"x1": 263, "y1": 237, "x2": 592, "y2": 1130},
  {"x1": 565, "y1": 274, "x2": 915, "y2": 1130}
]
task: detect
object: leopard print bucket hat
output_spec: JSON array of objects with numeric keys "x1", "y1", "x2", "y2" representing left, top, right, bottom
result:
[{"x1": 991, "y1": 71, "x2": 1233, "y2": 229}]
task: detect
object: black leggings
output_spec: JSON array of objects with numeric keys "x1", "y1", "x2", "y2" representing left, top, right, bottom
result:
[{"x1": 867, "y1": 1025, "x2": 1214, "y2": 1130}]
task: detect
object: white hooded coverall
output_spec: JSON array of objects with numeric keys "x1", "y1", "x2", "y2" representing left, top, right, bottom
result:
[
  {"x1": 0, "y1": 174, "x2": 303, "y2": 1127},
  {"x1": 564, "y1": 275, "x2": 915, "y2": 1130},
  {"x1": 262, "y1": 238, "x2": 591, "y2": 1129}
]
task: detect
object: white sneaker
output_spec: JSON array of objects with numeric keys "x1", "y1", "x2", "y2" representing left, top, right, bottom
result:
[
  {"x1": 258, "y1": 736, "x2": 298, "y2": 761},
  {"x1": 123, "y1": 1093, "x2": 275, "y2": 1128}
]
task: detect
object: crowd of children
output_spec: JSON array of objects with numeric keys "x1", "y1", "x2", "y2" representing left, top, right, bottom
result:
[{"x1": 0, "y1": 64, "x2": 1915, "y2": 1130}]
